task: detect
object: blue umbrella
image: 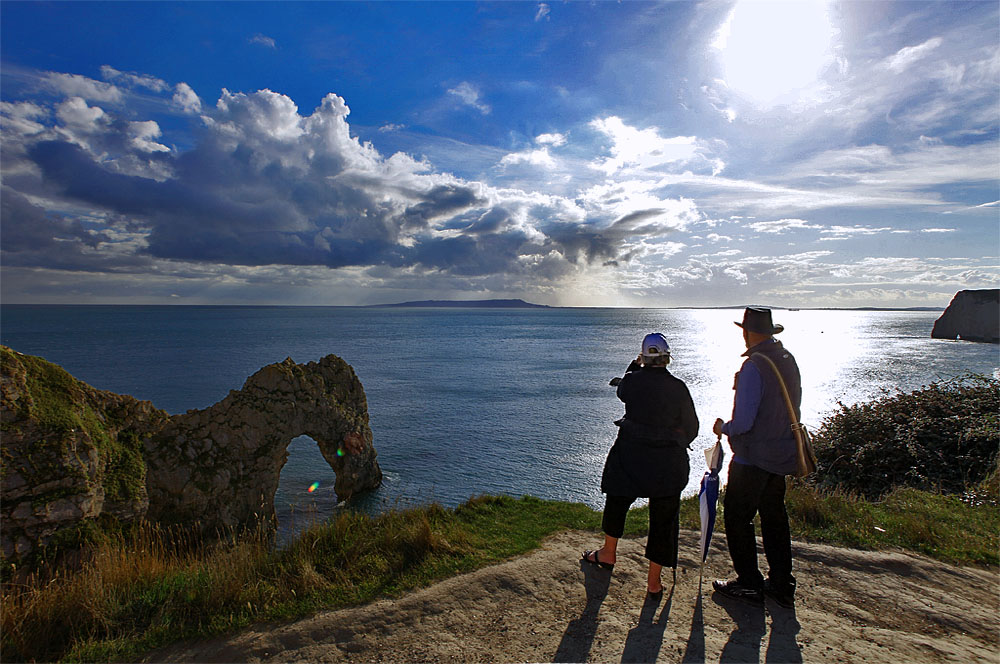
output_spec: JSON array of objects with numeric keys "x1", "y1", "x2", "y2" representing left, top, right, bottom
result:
[{"x1": 698, "y1": 436, "x2": 725, "y2": 581}]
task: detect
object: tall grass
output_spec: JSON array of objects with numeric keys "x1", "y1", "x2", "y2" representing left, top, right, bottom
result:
[{"x1": 0, "y1": 497, "x2": 599, "y2": 662}]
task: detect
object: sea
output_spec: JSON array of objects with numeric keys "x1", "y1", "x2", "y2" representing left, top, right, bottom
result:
[{"x1": 2, "y1": 305, "x2": 997, "y2": 541}]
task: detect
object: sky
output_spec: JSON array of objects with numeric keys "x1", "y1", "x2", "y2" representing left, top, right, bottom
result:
[{"x1": 1, "y1": 1, "x2": 997, "y2": 308}]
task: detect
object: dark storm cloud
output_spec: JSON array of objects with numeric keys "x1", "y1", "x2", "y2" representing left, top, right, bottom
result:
[
  {"x1": 3, "y1": 82, "x2": 685, "y2": 286},
  {"x1": 1, "y1": 186, "x2": 105, "y2": 252}
]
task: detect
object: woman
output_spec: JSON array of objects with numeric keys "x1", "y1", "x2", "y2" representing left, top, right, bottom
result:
[{"x1": 582, "y1": 332, "x2": 699, "y2": 597}]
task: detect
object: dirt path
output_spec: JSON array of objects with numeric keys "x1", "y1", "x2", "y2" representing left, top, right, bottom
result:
[{"x1": 151, "y1": 530, "x2": 999, "y2": 663}]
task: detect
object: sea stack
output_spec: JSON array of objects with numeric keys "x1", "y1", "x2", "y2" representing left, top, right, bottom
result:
[{"x1": 931, "y1": 289, "x2": 1000, "y2": 344}]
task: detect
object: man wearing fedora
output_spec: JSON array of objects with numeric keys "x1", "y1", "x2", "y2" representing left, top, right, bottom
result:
[{"x1": 712, "y1": 307, "x2": 801, "y2": 609}]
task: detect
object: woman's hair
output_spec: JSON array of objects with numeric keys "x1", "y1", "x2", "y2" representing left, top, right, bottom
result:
[{"x1": 643, "y1": 353, "x2": 671, "y2": 367}]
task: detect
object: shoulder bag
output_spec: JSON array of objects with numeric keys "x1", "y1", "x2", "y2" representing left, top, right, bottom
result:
[{"x1": 752, "y1": 353, "x2": 817, "y2": 478}]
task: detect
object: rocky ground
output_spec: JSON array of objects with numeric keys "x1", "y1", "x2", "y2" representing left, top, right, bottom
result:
[{"x1": 151, "y1": 529, "x2": 998, "y2": 663}]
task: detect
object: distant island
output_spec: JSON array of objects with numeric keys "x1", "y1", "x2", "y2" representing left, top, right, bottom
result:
[{"x1": 370, "y1": 299, "x2": 551, "y2": 309}]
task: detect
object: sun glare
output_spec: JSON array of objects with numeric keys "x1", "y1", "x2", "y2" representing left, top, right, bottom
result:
[{"x1": 713, "y1": 0, "x2": 835, "y2": 107}]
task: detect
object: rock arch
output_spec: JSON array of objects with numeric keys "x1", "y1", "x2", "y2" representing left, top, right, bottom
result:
[{"x1": 145, "y1": 354, "x2": 382, "y2": 533}]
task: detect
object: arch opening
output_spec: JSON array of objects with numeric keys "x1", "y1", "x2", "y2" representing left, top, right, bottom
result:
[{"x1": 274, "y1": 435, "x2": 341, "y2": 543}]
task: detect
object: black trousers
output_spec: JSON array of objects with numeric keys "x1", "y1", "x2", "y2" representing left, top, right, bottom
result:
[
  {"x1": 602, "y1": 494, "x2": 681, "y2": 568},
  {"x1": 722, "y1": 460, "x2": 795, "y2": 590}
]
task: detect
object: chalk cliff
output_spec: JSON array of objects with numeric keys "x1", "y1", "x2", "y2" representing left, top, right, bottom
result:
[
  {"x1": 931, "y1": 289, "x2": 1000, "y2": 344},
  {"x1": 0, "y1": 347, "x2": 382, "y2": 561},
  {"x1": 1, "y1": 346, "x2": 169, "y2": 559}
]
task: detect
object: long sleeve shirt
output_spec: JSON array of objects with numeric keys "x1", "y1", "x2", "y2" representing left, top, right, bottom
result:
[{"x1": 721, "y1": 359, "x2": 763, "y2": 437}]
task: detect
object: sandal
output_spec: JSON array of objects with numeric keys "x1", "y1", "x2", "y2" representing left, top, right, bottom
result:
[{"x1": 581, "y1": 549, "x2": 614, "y2": 571}]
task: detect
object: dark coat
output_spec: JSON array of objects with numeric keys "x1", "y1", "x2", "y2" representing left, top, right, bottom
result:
[{"x1": 601, "y1": 363, "x2": 699, "y2": 498}]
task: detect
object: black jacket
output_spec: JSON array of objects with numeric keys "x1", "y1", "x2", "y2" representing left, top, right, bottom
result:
[{"x1": 601, "y1": 363, "x2": 698, "y2": 498}]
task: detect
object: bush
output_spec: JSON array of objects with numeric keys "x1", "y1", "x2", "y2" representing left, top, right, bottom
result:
[{"x1": 810, "y1": 374, "x2": 999, "y2": 500}]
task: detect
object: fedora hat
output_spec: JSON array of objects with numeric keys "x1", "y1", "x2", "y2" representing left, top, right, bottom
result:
[{"x1": 735, "y1": 307, "x2": 784, "y2": 335}]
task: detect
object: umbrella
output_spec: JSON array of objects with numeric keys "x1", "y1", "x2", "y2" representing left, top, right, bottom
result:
[{"x1": 698, "y1": 435, "x2": 725, "y2": 581}]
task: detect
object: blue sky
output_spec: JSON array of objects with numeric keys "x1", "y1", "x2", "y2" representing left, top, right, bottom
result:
[{"x1": 1, "y1": 1, "x2": 997, "y2": 307}]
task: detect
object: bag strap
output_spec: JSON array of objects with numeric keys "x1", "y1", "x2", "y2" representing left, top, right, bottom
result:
[{"x1": 751, "y1": 353, "x2": 800, "y2": 427}]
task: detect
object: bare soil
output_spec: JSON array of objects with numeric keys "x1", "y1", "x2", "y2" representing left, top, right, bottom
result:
[{"x1": 150, "y1": 530, "x2": 999, "y2": 663}]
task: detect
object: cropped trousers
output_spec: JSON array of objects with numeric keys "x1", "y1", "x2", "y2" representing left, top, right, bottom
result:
[
  {"x1": 602, "y1": 494, "x2": 681, "y2": 568},
  {"x1": 722, "y1": 460, "x2": 795, "y2": 590}
]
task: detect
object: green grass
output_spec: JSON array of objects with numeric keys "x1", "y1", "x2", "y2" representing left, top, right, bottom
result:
[{"x1": 3, "y1": 489, "x2": 994, "y2": 663}]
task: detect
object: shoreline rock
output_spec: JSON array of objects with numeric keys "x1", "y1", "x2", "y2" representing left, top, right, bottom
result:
[
  {"x1": 931, "y1": 289, "x2": 999, "y2": 343},
  {"x1": 1, "y1": 347, "x2": 382, "y2": 562}
]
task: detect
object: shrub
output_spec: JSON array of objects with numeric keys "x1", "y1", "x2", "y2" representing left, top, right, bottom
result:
[{"x1": 810, "y1": 374, "x2": 999, "y2": 500}]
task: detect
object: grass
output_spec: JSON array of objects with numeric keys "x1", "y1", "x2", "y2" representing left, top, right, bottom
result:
[{"x1": 3, "y1": 487, "x2": 996, "y2": 663}]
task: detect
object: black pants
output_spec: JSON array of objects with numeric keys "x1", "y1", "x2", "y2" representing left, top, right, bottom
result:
[
  {"x1": 602, "y1": 494, "x2": 681, "y2": 568},
  {"x1": 722, "y1": 460, "x2": 795, "y2": 590}
]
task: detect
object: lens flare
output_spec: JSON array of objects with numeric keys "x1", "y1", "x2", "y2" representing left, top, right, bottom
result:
[
  {"x1": 307, "y1": 481, "x2": 320, "y2": 493},
  {"x1": 336, "y1": 448, "x2": 345, "y2": 457}
]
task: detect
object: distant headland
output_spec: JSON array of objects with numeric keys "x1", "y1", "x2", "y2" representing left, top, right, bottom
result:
[{"x1": 369, "y1": 298, "x2": 551, "y2": 309}]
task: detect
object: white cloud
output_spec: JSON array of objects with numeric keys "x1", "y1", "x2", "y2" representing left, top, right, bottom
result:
[
  {"x1": 0, "y1": 101, "x2": 48, "y2": 136},
  {"x1": 920, "y1": 227, "x2": 957, "y2": 233},
  {"x1": 589, "y1": 116, "x2": 719, "y2": 176},
  {"x1": 250, "y1": 33, "x2": 277, "y2": 49},
  {"x1": 884, "y1": 37, "x2": 944, "y2": 73},
  {"x1": 42, "y1": 72, "x2": 122, "y2": 103},
  {"x1": 379, "y1": 123, "x2": 406, "y2": 132},
  {"x1": 447, "y1": 82, "x2": 491, "y2": 115},
  {"x1": 500, "y1": 147, "x2": 556, "y2": 169},
  {"x1": 100, "y1": 65, "x2": 169, "y2": 92},
  {"x1": 535, "y1": 3, "x2": 550, "y2": 22},
  {"x1": 127, "y1": 121, "x2": 170, "y2": 153},
  {"x1": 747, "y1": 218, "x2": 820, "y2": 233},
  {"x1": 55, "y1": 97, "x2": 107, "y2": 133},
  {"x1": 535, "y1": 132, "x2": 566, "y2": 147},
  {"x1": 172, "y1": 82, "x2": 202, "y2": 114}
]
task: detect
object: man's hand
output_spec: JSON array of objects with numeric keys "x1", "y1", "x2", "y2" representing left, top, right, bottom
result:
[{"x1": 713, "y1": 418, "x2": 725, "y2": 436}]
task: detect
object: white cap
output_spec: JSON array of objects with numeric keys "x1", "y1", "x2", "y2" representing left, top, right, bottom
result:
[{"x1": 641, "y1": 332, "x2": 670, "y2": 359}]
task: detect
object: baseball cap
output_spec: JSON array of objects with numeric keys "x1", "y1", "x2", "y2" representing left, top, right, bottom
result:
[{"x1": 641, "y1": 332, "x2": 670, "y2": 358}]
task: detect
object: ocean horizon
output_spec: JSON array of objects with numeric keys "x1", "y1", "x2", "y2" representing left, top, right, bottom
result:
[{"x1": 2, "y1": 304, "x2": 996, "y2": 541}]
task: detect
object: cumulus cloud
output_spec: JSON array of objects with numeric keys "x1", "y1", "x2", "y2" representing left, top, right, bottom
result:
[
  {"x1": 535, "y1": 132, "x2": 566, "y2": 146},
  {"x1": 589, "y1": 116, "x2": 723, "y2": 176},
  {"x1": 1, "y1": 101, "x2": 48, "y2": 136},
  {"x1": 500, "y1": 147, "x2": 556, "y2": 169},
  {"x1": 41, "y1": 72, "x2": 122, "y2": 103},
  {"x1": 447, "y1": 82, "x2": 491, "y2": 115},
  {"x1": 4, "y1": 78, "x2": 700, "y2": 294},
  {"x1": 172, "y1": 83, "x2": 202, "y2": 114},
  {"x1": 127, "y1": 121, "x2": 170, "y2": 153}
]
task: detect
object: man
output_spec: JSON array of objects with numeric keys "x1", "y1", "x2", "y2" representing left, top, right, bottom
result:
[{"x1": 712, "y1": 307, "x2": 800, "y2": 608}]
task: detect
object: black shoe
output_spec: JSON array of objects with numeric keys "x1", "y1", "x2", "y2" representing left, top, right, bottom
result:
[
  {"x1": 712, "y1": 578, "x2": 763, "y2": 605},
  {"x1": 764, "y1": 580, "x2": 795, "y2": 608}
]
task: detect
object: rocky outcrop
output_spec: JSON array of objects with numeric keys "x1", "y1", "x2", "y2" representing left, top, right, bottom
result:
[
  {"x1": 146, "y1": 355, "x2": 381, "y2": 533},
  {"x1": 1, "y1": 348, "x2": 382, "y2": 561},
  {"x1": 931, "y1": 289, "x2": 1000, "y2": 343},
  {"x1": 1, "y1": 346, "x2": 169, "y2": 560}
]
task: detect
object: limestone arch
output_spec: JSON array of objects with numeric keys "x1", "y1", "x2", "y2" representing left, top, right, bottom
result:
[{"x1": 144, "y1": 355, "x2": 382, "y2": 534}]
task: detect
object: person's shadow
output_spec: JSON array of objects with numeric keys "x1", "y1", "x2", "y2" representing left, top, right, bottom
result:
[
  {"x1": 712, "y1": 592, "x2": 767, "y2": 663},
  {"x1": 620, "y1": 585, "x2": 674, "y2": 663},
  {"x1": 552, "y1": 561, "x2": 612, "y2": 663},
  {"x1": 765, "y1": 602, "x2": 802, "y2": 663}
]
